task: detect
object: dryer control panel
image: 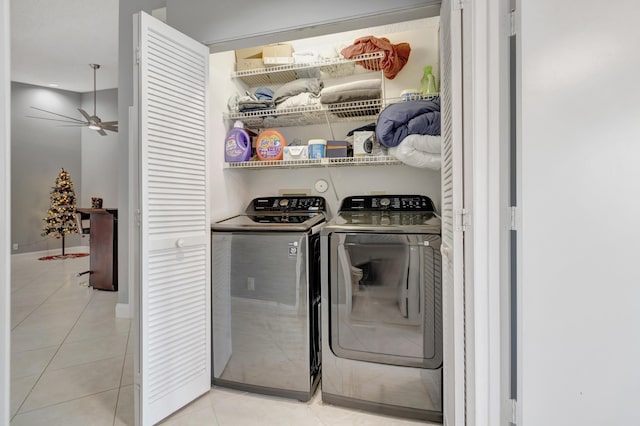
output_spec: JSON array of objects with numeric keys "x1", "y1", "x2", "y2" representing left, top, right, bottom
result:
[
  {"x1": 339, "y1": 195, "x2": 435, "y2": 212},
  {"x1": 249, "y1": 196, "x2": 326, "y2": 213}
]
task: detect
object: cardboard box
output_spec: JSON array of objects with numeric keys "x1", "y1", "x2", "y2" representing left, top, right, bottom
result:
[
  {"x1": 235, "y1": 46, "x2": 263, "y2": 61},
  {"x1": 262, "y1": 44, "x2": 294, "y2": 66},
  {"x1": 236, "y1": 58, "x2": 265, "y2": 72},
  {"x1": 326, "y1": 140, "x2": 348, "y2": 158},
  {"x1": 235, "y1": 45, "x2": 266, "y2": 72},
  {"x1": 283, "y1": 145, "x2": 309, "y2": 160}
]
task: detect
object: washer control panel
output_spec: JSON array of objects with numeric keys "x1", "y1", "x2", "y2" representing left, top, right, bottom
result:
[
  {"x1": 339, "y1": 195, "x2": 435, "y2": 212},
  {"x1": 250, "y1": 196, "x2": 326, "y2": 213}
]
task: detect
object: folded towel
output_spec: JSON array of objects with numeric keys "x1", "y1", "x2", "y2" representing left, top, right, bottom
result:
[
  {"x1": 319, "y1": 79, "x2": 382, "y2": 104},
  {"x1": 389, "y1": 136, "x2": 442, "y2": 170},
  {"x1": 273, "y1": 78, "x2": 324, "y2": 105}
]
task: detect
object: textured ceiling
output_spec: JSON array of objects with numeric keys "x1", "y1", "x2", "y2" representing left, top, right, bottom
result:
[{"x1": 10, "y1": 0, "x2": 119, "y2": 93}]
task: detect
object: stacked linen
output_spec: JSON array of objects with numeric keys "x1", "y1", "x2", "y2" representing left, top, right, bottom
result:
[
  {"x1": 228, "y1": 87, "x2": 275, "y2": 112},
  {"x1": 320, "y1": 78, "x2": 382, "y2": 117},
  {"x1": 319, "y1": 78, "x2": 382, "y2": 104},
  {"x1": 388, "y1": 134, "x2": 442, "y2": 170},
  {"x1": 273, "y1": 78, "x2": 323, "y2": 106},
  {"x1": 376, "y1": 97, "x2": 442, "y2": 170}
]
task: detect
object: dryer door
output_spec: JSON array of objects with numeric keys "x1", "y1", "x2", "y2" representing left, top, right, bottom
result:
[{"x1": 329, "y1": 232, "x2": 442, "y2": 368}]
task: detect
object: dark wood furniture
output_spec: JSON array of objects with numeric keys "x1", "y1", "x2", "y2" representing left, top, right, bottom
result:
[{"x1": 76, "y1": 208, "x2": 118, "y2": 291}]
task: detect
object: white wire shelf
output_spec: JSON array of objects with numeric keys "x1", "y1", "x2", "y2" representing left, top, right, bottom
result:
[
  {"x1": 232, "y1": 52, "x2": 385, "y2": 86},
  {"x1": 223, "y1": 155, "x2": 402, "y2": 169},
  {"x1": 225, "y1": 99, "x2": 383, "y2": 127},
  {"x1": 224, "y1": 95, "x2": 439, "y2": 128}
]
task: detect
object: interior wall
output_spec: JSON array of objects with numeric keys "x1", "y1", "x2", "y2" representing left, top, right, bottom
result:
[
  {"x1": 167, "y1": 0, "x2": 439, "y2": 50},
  {"x1": 10, "y1": 82, "x2": 83, "y2": 254},
  {"x1": 209, "y1": 17, "x2": 442, "y2": 221},
  {"x1": 519, "y1": 0, "x2": 640, "y2": 424},
  {"x1": 1, "y1": 0, "x2": 11, "y2": 421},
  {"x1": 80, "y1": 88, "x2": 119, "y2": 209}
]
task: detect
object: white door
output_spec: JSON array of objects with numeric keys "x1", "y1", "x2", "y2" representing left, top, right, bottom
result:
[
  {"x1": 134, "y1": 11, "x2": 211, "y2": 426},
  {"x1": 440, "y1": 0, "x2": 466, "y2": 425}
]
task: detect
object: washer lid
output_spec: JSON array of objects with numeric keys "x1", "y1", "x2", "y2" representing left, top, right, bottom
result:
[
  {"x1": 212, "y1": 212, "x2": 325, "y2": 232},
  {"x1": 324, "y1": 211, "x2": 441, "y2": 235}
]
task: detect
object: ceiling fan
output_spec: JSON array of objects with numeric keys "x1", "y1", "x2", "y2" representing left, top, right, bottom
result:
[{"x1": 28, "y1": 64, "x2": 118, "y2": 136}]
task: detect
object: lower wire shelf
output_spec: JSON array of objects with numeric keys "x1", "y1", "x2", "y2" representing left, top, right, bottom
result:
[{"x1": 223, "y1": 155, "x2": 402, "y2": 169}]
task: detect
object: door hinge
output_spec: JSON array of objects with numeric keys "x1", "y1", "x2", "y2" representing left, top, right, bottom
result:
[
  {"x1": 135, "y1": 209, "x2": 142, "y2": 227},
  {"x1": 509, "y1": 206, "x2": 519, "y2": 231},
  {"x1": 510, "y1": 399, "x2": 518, "y2": 424},
  {"x1": 135, "y1": 47, "x2": 140, "y2": 64},
  {"x1": 455, "y1": 208, "x2": 469, "y2": 231},
  {"x1": 509, "y1": 10, "x2": 517, "y2": 36},
  {"x1": 454, "y1": 0, "x2": 464, "y2": 11}
]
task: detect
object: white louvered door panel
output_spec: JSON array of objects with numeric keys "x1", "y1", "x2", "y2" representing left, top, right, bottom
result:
[
  {"x1": 440, "y1": 1, "x2": 466, "y2": 425},
  {"x1": 136, "y1": 12, "x2": 210, "y2": 426}
]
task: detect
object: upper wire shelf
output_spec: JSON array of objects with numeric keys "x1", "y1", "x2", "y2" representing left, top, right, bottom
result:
[{"x1": 231, "y1": 52, "x2": 385, "y2": 85}]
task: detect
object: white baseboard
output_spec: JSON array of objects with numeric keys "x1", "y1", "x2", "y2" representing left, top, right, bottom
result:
[{"x1": 115, "y1": 303, "x2": 131, "y2": 319}]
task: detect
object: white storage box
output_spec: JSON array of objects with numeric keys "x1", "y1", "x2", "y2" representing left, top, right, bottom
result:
[{"x1": 283, "y1": 145, "x2": 309, "y2": 160}]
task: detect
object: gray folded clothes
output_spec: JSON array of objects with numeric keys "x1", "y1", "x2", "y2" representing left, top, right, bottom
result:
[
  {"x1": 273, "y1": 78, "x2": 324, "y2": 105},
  {"x1": 237, "y1": 94, "x2": 274, "y2": 112},
  {"x1": 275, "y1": 92, "x2": 321, "y2": 110},
  {"x1": 319, "y1": 78, "x2": 382, "y2": 104}
]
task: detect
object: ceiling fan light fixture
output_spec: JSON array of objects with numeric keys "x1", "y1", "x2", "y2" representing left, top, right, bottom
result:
[{"x1": 28, "y1": 63, "x2": 118, "y2": 136}]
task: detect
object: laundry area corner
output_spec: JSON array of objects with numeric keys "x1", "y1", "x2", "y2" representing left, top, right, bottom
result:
[
  {"x1": 207, "y1": 12, "x2": 445, "y2": 423},
  {"x1": 132, "y1": 1, "x2": 467, "y2": 424}
]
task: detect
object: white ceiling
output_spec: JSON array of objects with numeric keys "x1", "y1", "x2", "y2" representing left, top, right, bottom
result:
[{"x1": 10, "y1": 0, "x2": 119, "y2": 93}]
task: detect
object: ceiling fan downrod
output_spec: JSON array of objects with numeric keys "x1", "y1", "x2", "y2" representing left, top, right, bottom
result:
[{"x1": 89, "y1": 63, "x2": 100, "y2": 117}]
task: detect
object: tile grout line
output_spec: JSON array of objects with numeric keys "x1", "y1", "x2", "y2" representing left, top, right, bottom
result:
[
  {"x1": 11, "y1": 258, "x2": 92, "y2": 330},
  {"x1": 113, "y1": 320, "x2": 133, "y2": 426},
  {"x1": 11, "y1": 388, "x2": 122, "y2": 418},
  {"x1": 11, "y1": 282, "x2": 98, "y2": 421}
]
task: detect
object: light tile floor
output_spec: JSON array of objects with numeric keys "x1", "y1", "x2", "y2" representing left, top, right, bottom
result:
[{"x1": 10, "y1": 251, "x2": 437, "y2": 425}]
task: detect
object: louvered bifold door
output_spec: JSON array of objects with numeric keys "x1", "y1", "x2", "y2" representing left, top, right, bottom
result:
[
  {"x1": 136, "y1": 12, "x2": 210, "y2": 426},
  {"x1": 440, "y1": 1, "x2": 466, "y2": 425}
]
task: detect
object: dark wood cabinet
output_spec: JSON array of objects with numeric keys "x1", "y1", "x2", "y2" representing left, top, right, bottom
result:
[{"x1": 76, "y1": 208, "x2": 118, "y2": 291}]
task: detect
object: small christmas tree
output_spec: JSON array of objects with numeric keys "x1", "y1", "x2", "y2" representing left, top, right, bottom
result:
[{"x1": 42, "y1": 168, "x2": 79, "y2": 255}]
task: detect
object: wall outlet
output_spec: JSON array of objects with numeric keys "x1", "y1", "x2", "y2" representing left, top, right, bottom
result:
[
  {"x1": 12, "y1": 243, "x2": 18, "y2": 250},
  {"x1": 247, "y1": 277, "x2": 255, "y2": 291}
]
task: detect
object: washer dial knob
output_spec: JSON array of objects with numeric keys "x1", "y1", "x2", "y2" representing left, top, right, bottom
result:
[{"x1": 379, "y1": 197, "x2": 391, "y2": 207}]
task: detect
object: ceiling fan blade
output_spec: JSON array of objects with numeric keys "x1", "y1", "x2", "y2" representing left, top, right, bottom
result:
[
  {"x1": 77, "y1": 108, "x2": 92, "y2": 122},
  {"x1": 97, "y1": 128, "x2": 108, "y2": 136},
  {"x1": 101, "y1": 124, "x2": 118, "y2": 131},
  {"x1": 100, "y1": 121, "x2": 118, "y2": 126},
  {"x1": 30, "y1": 106, "x2": 85, "y2": 123},
  {"x1": 25, "y1": 115, "x2": 88, "y2": 125}
]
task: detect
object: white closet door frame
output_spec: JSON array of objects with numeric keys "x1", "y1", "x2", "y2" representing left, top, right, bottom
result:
[
  {"x1": 133, "y1": 11, "x2": 211, "y2": 426},
  {"x1": 440, "y1": 0, "x2": 466, "y2": 425},
  {"x1": 462, "y1": 0, "x2": 508, "y2": 425},
  {"x1": 0, "y1": 0, "x2": 10, "y2": 423}
]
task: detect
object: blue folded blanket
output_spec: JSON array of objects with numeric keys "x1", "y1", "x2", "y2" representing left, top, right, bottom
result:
[{"x1": 375, "y1": 97, "x2": 440, "y2": 148}]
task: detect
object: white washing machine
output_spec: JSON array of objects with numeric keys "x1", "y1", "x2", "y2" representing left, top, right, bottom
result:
[{"x1": 320, "y1": 195, "x2": 442, "y2": 422}]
